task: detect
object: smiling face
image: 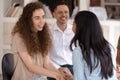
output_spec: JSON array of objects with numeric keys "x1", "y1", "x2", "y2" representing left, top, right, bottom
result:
[
  {"x1": 53, "y1": 5, "x2": 69, "y2": 25},
  {"x1": 32, "y1": 8, "x2": 45, "y2": 32}
]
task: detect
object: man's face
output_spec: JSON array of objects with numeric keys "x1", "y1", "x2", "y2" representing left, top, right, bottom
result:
[{"x1": 53, "y1": 5, "x2": 69, "y2": 24}]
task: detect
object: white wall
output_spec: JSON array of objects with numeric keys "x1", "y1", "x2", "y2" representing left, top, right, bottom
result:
[
  {"x1": 0, "y1": 0, "x2": 4, "y2": 74},
  {"x1": 3, "y1": 0, "x2": 12, "y2": 15},
  {"x1": 24, "y1": 0, "x2": 38, "y2": 6},
  {"x1": 79, "y1": 0, "x2": 90, "y2": 11}
]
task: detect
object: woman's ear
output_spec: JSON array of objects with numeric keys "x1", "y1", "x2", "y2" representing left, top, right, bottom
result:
[
  {"x1": 72, "y1": 22, "x2": 76, "y2": 33},
  {"x1": 52, "y1": 12, "x2": 55, "y2": 18}
]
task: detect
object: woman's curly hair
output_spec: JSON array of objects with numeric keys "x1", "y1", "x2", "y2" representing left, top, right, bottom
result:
[{"x1": 12, "y1": 2, "x2": 52, "y2": 57}]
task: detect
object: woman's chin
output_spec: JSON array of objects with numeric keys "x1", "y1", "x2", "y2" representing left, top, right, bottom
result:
[{"x1": 38, "y1": 28, "x2": 43, "y2": 31}]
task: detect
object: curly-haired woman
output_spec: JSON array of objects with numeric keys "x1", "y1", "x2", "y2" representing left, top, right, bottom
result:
[{"x1": 11, "y1": 2, "x2": 64, "y2": 80}]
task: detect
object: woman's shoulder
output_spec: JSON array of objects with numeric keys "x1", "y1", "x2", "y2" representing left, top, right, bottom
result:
[
  {"x1": 73, "y1": 46, "x2": 81, "y2": 51},
  {"x1": 12, "y1": 33, "x2": 24, "y2": 43},
  {"x1": 73, "y1": 46, "x2": 83, "y2": 58},
  {"x1": 12, "y1": 33, "x2": 21, "y2": 39}
]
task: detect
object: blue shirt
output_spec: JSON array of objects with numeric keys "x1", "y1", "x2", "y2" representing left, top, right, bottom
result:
[{"x1": 73, "y1": 46, "x2": 117, "y2": 80}]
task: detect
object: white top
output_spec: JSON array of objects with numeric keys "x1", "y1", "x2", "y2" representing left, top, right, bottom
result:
[{"x1": 49, "y1": 22, "x2": 74, "y2": 69}]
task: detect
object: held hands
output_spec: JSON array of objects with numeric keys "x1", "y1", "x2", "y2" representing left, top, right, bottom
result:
[
  {"x1": 54, "y1": 72, "x2": 65, "y2": 80},
  {"x1": 63, "y1": 73, "x2": 73, "y2": 80},
  {"x1": 58, "y1": 67, "x2": 73, "y2": 80}
]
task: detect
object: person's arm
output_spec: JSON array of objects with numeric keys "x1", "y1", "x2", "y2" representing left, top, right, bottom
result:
[
  {"x1": 12, "y1": 34, "x2": 64, "y2": 80},
  {"x1": 44, "y1": 54, "x2": 73, "y2": 80},
  {"x1": 19, "y1": 51, "x2": 64, "y2": 80},
  {"x1": 43, "y1": 55, "x2": 59, "y2": 73},
  {"x1": 50, "y1": 61, "x2": 61, "y2": 69}
]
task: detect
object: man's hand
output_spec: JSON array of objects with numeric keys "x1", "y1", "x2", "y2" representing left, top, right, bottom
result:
[
  {"x1": 58, "y1": 67, "x2": 73, "y2": 80},
  {"x1": 64, "y1": 73, "x2": 73, "y2": 80},
  {"x1": 58, "y1": 67, "x2": 71, "y2": 75}
]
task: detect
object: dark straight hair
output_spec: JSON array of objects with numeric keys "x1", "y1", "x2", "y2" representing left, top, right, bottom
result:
[
  {"x1": 53, "y1": 1, "x2": 69, "y2": 12},
  {"x1": 70, "y1": 11, "x2": 113, "y2": 79}
]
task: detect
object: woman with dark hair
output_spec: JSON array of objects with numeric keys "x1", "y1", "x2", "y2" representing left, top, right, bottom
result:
[
  {"x1": 70, "y1": 11, "x2": 117, "y2": 80},
  {"x1": 11, "y1": 2, "x2": 64, "y2": 80}
]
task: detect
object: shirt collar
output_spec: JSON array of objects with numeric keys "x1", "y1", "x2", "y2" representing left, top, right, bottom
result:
[
  {"x1": 53, "y1": 22, "x2": 69, "y2": 31},
  {"x1": 53, "y1": 23, "x2": 60, "y2": 31}
]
